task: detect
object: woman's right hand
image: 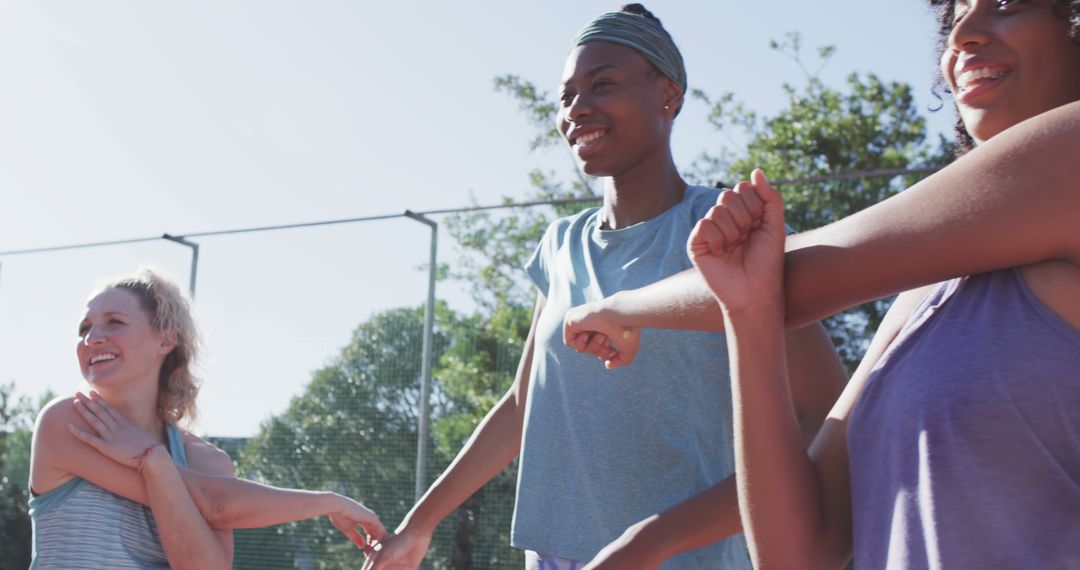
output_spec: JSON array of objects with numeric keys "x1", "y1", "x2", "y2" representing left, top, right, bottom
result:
[
  {"x1": 362, "y1": 526, "x2": 432, "y2": 570},
  {"x1": 68, "y1": 391, "x2": 161, "y2": 469},
  {"x1": 326, "y1": 494, "x2": 387, "y2": 553}
]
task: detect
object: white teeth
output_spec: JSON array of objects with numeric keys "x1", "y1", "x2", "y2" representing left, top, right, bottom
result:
[
  {"x1": 575, "y1": 131, "x2": 605, "y2": 146},
  {"x1": 90, "y1": 354, "x2": 117, "y2": 364},
  {"x1": 957, "y1": 67, "x2": 1006, "y2": 90}
]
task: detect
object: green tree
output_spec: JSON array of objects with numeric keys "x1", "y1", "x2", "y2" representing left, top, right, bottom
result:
[
  {"x1": 0, "y1": 384, "x2": 50, "y2": 570},
  {"x1": 687, "y1": 34, "x2": 954, "y2": 366},
  {"x1": 233, "y1": 304, "x2": 523, "y2": 569},
  {"x1": 451, "y1": 35, "x2": 954, "y2": 370},
  {"x1": 234, "y1": 306, "x2": 439, "y2": 569},
  {"x1": 429, "y1": 303, "x2": 533, "y2": 569},
  {"x1": 426, "y1": 78, "x2": 600, "y2": 566},
  {"x1": 427, "y1": 36, "x2": 955, "y2": 567},
  {"x1": 229, "y1": 36, "x2": 956, "y2": 569},
  {"x1": 445, "y1": 75, "x2": 599, "y2": 313}
]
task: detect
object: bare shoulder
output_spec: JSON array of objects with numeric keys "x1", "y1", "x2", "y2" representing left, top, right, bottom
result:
[
  {"x1": 33, "y1": 394, "x2": 92, "y2": 449},
  {"x1": 31, "y1": 395, "x2": 91, "y2": 491},
  {"x1": 180, "y1": 431, "x2": 236, "y2": 477},
  {"x1": 34, "y1": 395, "x2": 78, "y2": 432}
]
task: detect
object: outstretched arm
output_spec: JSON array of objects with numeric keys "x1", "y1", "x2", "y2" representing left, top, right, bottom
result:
[
  {"x1": 565, "y1": 100, "x2": 1080, "y2": 363},
  {"x1": 363, "y1": 293, "x2": 546, "y2": 570},
  {"x1": 692, "y1": 170, "x2": 940, "y2": 568},
  {"x1": 31, "y1": 394, "x2": 386, "y2": 551}
]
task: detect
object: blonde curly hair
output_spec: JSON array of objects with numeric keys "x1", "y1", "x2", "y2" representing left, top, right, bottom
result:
[{"x1": 98, "y1": 268, "x2": 201, "y2": 426}]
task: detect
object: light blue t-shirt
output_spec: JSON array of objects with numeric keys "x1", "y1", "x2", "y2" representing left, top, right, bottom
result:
[{"x1": 512, "y1": 185, "x2": 751, "y2": 569}]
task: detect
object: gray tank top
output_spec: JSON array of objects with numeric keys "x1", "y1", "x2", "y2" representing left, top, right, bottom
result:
[
  {"x1": 29, "y1": 424, "x2": 189, "y2": 569},
  {"x1": 848, "y1": 269, "x2": 1080, "y2": 568}
]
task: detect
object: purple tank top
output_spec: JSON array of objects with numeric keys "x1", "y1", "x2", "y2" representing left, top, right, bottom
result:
[{"x1": 848, "y1": 269, "x2": 1080, "y2": 569}]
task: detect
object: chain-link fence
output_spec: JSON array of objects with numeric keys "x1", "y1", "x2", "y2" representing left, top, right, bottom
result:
[
  {"x1": 216, "y1": 304, "x2": 526, "y2": 570},
  {"x1": 0, "y1": 167, "x2": 941, "y2": 569},
  {"x1": 0, "y1": 202, "x2": 555, "y2": 570}
]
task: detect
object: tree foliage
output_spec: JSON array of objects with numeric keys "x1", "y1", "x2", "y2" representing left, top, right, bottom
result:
[
  {"x1": 234, "y1": 307, "x2": 437, "y2": 569},
  {"x1": 686, "y1": 37, "x2": 955, "y2": 364},
  {"x1": 0, "y1": 384, "x2": 51, "y2": 570},
  {"x1": 444, "y1": 76, "x2": 599, "y2": 312},
  {"x1": 0, "y1": 34, "x2": 962, "y2": 569},
  {"x1": 399, "y1": 42, "x2": 956, "y2": 568},
  {"x1": 457, "y1": 36, "x2": 955, "y2": 368},
  {"x1": 234, "y1": 305, "x2": 523, "y2": 569}
]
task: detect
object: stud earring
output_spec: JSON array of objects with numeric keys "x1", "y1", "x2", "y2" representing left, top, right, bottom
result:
[{"x1": 664, "y1": 105, "x2": 670, "y2": 110}]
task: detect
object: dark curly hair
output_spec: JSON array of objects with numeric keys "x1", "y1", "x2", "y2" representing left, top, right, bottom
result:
[
  {"x1": 930, "y1": 0, "x2": 1080, "y2": 153},
  {"x1": 621, "y1": 3, "x2": 661, "y2": 23}
]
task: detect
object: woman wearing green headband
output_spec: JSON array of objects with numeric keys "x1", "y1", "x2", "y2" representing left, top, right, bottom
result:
[
  {"x1": 565, "y1": 1, "x2": 1080, "y2": 568},
  {"x1": 366, "y1": 5, "x2": 845, "y2": 569}
]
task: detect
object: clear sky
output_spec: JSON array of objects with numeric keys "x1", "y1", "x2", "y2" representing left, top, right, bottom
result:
[{"x1": 0, "y1": 1, "x2": 954, "y2": 436}]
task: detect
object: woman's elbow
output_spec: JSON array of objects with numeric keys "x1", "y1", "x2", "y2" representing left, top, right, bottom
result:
[
  {"x1": 205, "y1": 499, "x2": 233, "y2": 529},
  {"x1": 189, "y1": 478, "x2": 235, "y2": 529}
]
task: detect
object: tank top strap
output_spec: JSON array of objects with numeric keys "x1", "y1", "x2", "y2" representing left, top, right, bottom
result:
[{"x1": 165, "y1": 424, "x2": 188, "y2": 468}]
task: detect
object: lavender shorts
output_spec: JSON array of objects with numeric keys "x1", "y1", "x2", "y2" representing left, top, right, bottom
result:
[{"x1": 524, "y1": 550, "x2": 587, "y2": 570}]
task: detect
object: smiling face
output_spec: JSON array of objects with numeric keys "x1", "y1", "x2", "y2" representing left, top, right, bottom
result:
[
  {"x1": 557, "y1": 41, "x2": 679, "y2": 177},
  {"x1": 76, "y1": 287, "x2": 173, "y2": 391},
  {"x1": 941, "y1": 0, "x2": 1080, "y2": 143}
]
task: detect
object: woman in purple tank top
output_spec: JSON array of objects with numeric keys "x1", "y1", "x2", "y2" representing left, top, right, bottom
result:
[{"x1": 561, "y1": 0, "x2": 1080, "y2": 567}]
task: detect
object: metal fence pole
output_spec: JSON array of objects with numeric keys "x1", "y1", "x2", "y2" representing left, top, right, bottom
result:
[
  {"x1": 404, "y1": 210, "x2": 437, "y2": 502},
  {"x1": 162, "y1": 234, "x2": 200, "y2": 298}
]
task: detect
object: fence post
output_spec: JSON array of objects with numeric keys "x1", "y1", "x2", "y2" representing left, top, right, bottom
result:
[
  {"x1": 404, "y1": 210, "x2": 437, "y2": 502},
  {"x1": 162, "y1": 234, "x2": 200, "y2": 298}
]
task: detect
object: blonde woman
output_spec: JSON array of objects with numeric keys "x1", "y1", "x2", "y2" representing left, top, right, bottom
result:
[{"x1": 29, "y1": 269, "x2": 386, "y2": 569}]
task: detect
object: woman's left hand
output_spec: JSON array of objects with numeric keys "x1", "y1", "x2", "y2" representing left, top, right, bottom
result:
[{"x1": 69, "y1": 391, "x2": 161, "y2": 469}]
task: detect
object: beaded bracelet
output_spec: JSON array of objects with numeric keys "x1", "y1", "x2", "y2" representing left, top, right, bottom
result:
[{"x1": 133, "y1": 443, "x2": 166, "y2": 475}]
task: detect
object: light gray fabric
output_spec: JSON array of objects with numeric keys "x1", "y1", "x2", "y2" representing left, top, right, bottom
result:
[
  {"x1": 30, "y1": 424, "x2": 190, "y2": 569},
  {"x1": 512, "y1": 186, "x2": 751, "y2": 569}
]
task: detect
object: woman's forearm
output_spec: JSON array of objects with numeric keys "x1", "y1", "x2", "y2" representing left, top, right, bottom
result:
[
  {"x1": 576, "y1": 100, "x2": 1080, "y2": 337},
  {"x1": 142, "y1": 448, "x2": 230, "y2": 569},
  {"x1": 397, "y1": 388, "x2": 525, "y2": 536},
  {"x1": 784, "y1": 100, "x2": 1080, "y2": 325},
  {"x1": 723, "y1": 305, "x2": 824, "y2": 569},
  {"x1": 629, "y1": 476, "x2": 742, "y2": 564},
  {"x1": 186, "y1": 471, "x2": 345, "y2": 529},
  {"x1": 602, "y1": 270, "x2": 725, "y2": 331},
  {"x1": 396, "y1": 294, "x2": 543, "y2": 538}
]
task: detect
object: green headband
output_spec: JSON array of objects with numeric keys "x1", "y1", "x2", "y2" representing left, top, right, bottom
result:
[{"x1": 572, "y1": 10, "x2": 687, "y2": 93}]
